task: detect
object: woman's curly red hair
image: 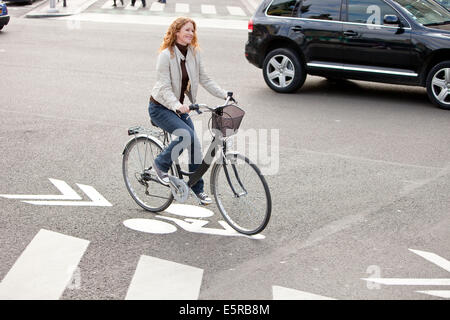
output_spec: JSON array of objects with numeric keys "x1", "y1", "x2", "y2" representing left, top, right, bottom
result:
[{"x1": 159, "y1": 17, "x2": 200, "y2": 56}]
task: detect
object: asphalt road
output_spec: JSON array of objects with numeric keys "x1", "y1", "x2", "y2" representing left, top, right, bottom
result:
[{"x1": 1, "y1": 4, "x2": 450, "y2": 301}]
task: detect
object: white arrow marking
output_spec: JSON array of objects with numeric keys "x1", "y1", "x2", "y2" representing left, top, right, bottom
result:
[
  {"x1": 22, "y1": 183, "x2": 112, "y2": 206},
  {"x1": 362, "y1": 249, "x2": 450, "y2": 291},
  {"x1": 0, "y1": 178, "x2": 81, "y2": 200},
  {"x1": 362, "y1": 278, "x2": 450, "y2": 286},
  {"x1": 409, "y1": 249, "x2": 450, "y2": 273},
  {"x1": 272, "y1": 286, "x2": 336, "y2": 300},
  {"x1": 416, "y1": 290, "x2": 450, "y2": 299},
  {"x1": 125, "y1": 255, "x2": 203, "y2": 300}
]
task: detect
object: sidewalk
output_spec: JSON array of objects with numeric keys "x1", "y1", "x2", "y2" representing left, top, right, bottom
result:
[{"x1": 26, "y1": 0, "x2": 97, "y2": 18}]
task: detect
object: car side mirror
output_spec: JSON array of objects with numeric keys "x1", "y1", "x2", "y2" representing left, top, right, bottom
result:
[{"x1": 383, "y1": 15, "x2": 400, "y2": 26}]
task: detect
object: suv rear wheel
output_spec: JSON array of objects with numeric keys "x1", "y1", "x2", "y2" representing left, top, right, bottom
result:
[
  {"x1": 426, "y1": 60, "x2": 450, "y2": 110},
  {"x1": 262, "y1": 48, "x2": 306, "y2": 93}
]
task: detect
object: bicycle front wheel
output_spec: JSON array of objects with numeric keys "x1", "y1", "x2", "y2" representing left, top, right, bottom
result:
[
  {"x1": 122, "y1": 136, "x2": 173, "y2": 212},
  {"x1": 211, "y1": 152, "x2": 271, "y2": 235}
]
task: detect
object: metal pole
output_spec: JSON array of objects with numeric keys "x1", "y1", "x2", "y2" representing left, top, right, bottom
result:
[{"x1": 48, "y1": 0, "x2": 59, "y2": 13}]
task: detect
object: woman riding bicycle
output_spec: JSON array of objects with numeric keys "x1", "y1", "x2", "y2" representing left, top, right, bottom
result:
[{"x1": 149, "y1": 17, "x2": 229, "y2": 205}]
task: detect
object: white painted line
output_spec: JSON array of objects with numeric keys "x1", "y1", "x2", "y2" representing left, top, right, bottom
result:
[
  {"x1": 101, "y1": 0, "x2": 114, "y2": 9},
  {"x1": 272, "y1": 286, "x2": 336, "y2": 300},
  {"x1": 164, "y1": 203, "x2": 214, "y2": 218},
  {"x1": 124, "y1": 218, "x2": 177, "y2": 234},
  {"x1": 201, "y1": 4, "x2": 216, "y2": 15},
  {"x1": 0, "y1": 178, "x2": 81, "y2": 200},
  {"x1": 150, "y1": 2, "x2": 165, "y2": 12},
  {"x1": 23, "y1": 183, "x2": 112, "y2": 206},
  {"x1": 76, "y1": 0, "x2": 100, "y2": 14},
  {"x1": 416, "y1": 290, "x2": 450, "y2": 299},
  {"x1": 245, "y1": 0, "x2": 259, "y2": 10},
  {"x1": 125, "y1": 255, "x2": 203, "y2": 300},
  {"x1": 156, "y1": 215, "x2": 265, "y2": 239},
  {"x1": 362, "y1": 278, "x2": 450, "y2": 286},
  {"x1": 0, "y1": 229, "x2": 89, "y2": 300},
  {"x1": 175, "y1": 3, "x2": 189, "y2": 13},
  {"x1": 125, "y1": 3, "x2": 139, "y2": 10},
  {"x1": 57, "y1": 13, "x2": 248, "y2": 30},
  {"x1": 409, "y1": 249, "x2": 450, "y2": 273},
  {"x1": 227, "y1": 6, "x2": 246, "y2": 16}
]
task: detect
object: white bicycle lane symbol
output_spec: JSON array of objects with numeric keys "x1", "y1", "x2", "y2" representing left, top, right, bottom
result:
[{"x1": 123, "y1": 204, "x2": 265, "y2": 240}]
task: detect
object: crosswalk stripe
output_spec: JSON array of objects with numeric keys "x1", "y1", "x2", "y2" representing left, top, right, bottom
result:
[
  {"x1": 59, "y1": 13, "x2": 248, "y2": 30},
  {"x1": 0, "y1": 229, "x2": 89, "y2": 300},
  {"x1": 101, "y1": 0, "x2": 114, "y2": 9},
  {"x1": 125, "y1": 255, "x2": 203, "y2": 300},
  {"x1": 150, "y1": 2, "x2": 165, "y2": 12},
  {"x1": 175, "y1": 3, "x2": 189, "y2": 13},
  {"x1": 201, "y1": 4, "x2": 216, "y2": 15},
  {"x1": 125, "y1": 3, "x2": 139, "y2": 10},
  {"x1": 227, "y1": 6, "x2": 246, "y2": 16}
]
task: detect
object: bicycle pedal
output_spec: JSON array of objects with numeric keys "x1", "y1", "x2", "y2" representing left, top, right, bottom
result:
[{"x1": 169, "y1": 176, "x2": 189, "y2": 203}]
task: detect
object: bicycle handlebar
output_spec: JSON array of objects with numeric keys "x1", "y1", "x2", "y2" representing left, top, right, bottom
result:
[{"x1": 188, "y1": 92, "x2": 236, "y2": 113}]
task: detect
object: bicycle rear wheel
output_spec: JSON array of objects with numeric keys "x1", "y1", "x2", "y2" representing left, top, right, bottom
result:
[
  {"x1": 122, "y1": 136, "x2": 173, "y2": 212},
  {"x1": 211, "y1": 152, "x2": 271, "y2": 235}
]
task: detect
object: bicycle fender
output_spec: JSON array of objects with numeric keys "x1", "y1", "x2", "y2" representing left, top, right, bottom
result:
[{"x1": 121, "y1": 134, "x2": 165, "y2": 155}]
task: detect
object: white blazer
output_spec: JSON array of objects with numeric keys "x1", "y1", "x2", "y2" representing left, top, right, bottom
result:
[{"x1": 151, "y1": 45, "x2": 227, "y2": 112}]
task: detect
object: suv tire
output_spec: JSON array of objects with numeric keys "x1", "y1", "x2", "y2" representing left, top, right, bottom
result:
[
  {"x1": 426, "y1": 60, "x2": 450, "y2": 110},
  {"x1": 262, "y1": 48, "x2": 306, "y2": 93}
]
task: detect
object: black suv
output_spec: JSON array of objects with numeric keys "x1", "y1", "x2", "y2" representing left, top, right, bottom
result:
[{"x1": 245, "y1": 0, "x2": 450, "y2": 110}]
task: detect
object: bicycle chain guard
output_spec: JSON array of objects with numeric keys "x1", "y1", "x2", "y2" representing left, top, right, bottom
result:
[{"x1": 168, "y1": 176, "x2": 189, "y2": 203}]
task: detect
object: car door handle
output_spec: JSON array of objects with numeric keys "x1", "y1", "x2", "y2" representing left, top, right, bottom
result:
[
  {"x1": 344, "y1": 30, "x2": 358, "y2": 37},
  {"x1": 291, "y1": 26, "x2": 303, "y2": 32}
]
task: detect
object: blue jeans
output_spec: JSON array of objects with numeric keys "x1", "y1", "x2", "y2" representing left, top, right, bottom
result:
[{"x1": 148, "y1": 101, "x2": 204, "y2": 194}]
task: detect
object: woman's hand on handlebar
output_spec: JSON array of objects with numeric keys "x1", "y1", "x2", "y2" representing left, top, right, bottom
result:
[{"x1": 176, "y1": 104, "x2": 191, "y2": 114}]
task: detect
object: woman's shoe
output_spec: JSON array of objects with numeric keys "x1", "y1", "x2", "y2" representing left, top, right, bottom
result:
[
  {"x1": 195, "y1": 192, "x2": 212, "y2": 205},
  {"x1": 152, "y1": 161, "x2": 169, "y2": 185}
]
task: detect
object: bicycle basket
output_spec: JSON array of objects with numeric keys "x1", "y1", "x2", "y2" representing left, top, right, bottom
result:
[{"x1": 212, "y1": 105, "x2": 245, "y2": 137}]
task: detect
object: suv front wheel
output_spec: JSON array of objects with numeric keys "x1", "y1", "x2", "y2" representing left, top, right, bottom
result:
[
  {"x1": 262, "y1": 48, "x2": 306, "y2": 93},
  {"x1": 426, "y1": 61, "x2": 450, "y2": 110}
]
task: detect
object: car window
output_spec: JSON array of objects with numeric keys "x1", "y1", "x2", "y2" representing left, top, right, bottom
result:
[
  {"x1": 267, "y1": 0, "x2": 302, "y2": 17},
  {"x1": 347, "y1": 0, "x2": 398, "y2": 24},
  {"x1": 434, "y1": 0, "x2": 450, "y2": 10},
  {"x1": 394, "y1": 0, "x2": 450, "y2": 25},
  {"x1": 299, "y1": 0, "x2": 342, "y2": 21}
]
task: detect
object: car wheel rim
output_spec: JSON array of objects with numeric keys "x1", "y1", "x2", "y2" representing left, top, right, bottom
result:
[
  {"x1": 266, "y1": 55, "x2": 295, "y2": 88},
  {"x1": 431, "y1": 67, "x2": 450, "y2": 106}
]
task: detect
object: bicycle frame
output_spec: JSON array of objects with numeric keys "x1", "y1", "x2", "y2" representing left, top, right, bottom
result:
[{"x1": 124, "y1": 95, "x2": 247, "y2": 199}]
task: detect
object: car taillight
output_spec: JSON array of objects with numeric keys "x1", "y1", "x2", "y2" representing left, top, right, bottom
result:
[{"x1": 248, "y1": 18, "x2": 253, "y2": 33}]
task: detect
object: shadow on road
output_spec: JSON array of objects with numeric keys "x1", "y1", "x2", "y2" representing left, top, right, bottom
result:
[{"x1": 294, "y1": 77, "x2": 433, "y2": 110}]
